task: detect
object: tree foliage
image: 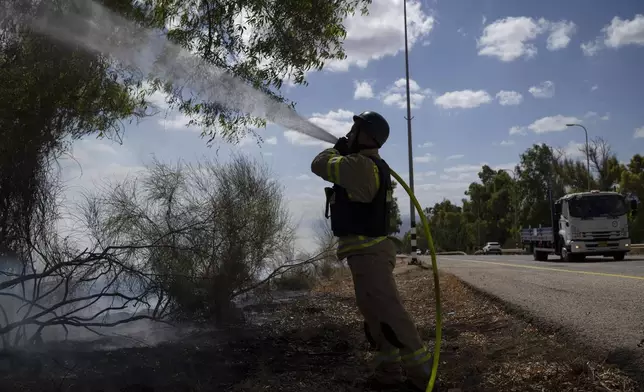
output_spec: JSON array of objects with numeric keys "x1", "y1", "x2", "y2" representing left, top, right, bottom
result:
[
  {"x1": 0, "y1": 0, "x2": 148, "y2": 256},
  {"x1": 97, "y1": 0, "x2": 372, "y2": 143},
  {"x1": 84, "y1": 155, "x2": 297, "y2": 322},
  {"x1": 389, "y1": 181, "x2": 403, "y2": 235}
]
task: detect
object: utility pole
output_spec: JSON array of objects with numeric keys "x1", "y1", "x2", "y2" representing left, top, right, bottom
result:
[
  {"x1": 566, "y1": 123, "x2": 590, "y2": 191},
  {"x1": 403, "y1": 0, "x2": 417, "y2": 265}
]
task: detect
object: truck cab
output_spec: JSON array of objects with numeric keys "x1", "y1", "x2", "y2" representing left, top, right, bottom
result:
[{"x1": 555, "y1": 191, "x2": 635, "y2": 261}]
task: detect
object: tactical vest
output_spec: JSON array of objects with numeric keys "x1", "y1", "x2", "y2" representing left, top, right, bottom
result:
[{"x1": 325, "y1": 156, "x2": 392, "y2": 237}]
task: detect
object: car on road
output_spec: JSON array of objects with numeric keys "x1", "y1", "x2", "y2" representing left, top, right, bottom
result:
[{"x1": 482, "y1": 242, "x2": 502, "y2": 255}]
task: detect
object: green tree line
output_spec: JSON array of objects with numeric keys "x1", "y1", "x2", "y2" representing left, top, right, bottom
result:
[{"x1": 401, "y1": 139, "x2": 643, "y2": 253}]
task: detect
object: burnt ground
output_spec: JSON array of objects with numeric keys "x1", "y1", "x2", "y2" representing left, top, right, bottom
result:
[{"x1": 0, "y1": 263, "x2": 640, "y2": 392}]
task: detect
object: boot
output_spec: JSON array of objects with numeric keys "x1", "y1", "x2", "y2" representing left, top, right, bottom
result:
[
  {"x1": 404, "y1": 363, "x2": 433, "y2": 391},
  {"x1": 372, "y1": 361, "x2": 404, "y2": 385}
]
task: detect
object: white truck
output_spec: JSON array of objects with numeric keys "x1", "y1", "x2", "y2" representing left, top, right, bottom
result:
[{"x1": 521, "y1": 190, "x2": 638, "y2": 262}]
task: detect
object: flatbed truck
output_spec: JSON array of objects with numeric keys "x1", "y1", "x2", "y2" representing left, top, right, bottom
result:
[{"x1": 521, "y1": 190, "x2": 638, "y2": 262}]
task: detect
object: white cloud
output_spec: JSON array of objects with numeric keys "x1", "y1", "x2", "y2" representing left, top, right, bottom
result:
[
  {"x1": 397, "y1": 170, "x2": 436, "y2": 182},
  {"x1": 591, "y1": 84, "x2": 599, "y2": 91},
  {"x1": 284, "y1": 109, "x2": 352, "y2": 146},
  {"x1": 584, "y1": 111, "x2": 597, "y2": 118},
  {"x1": 528, "y1": 80, "x2": 555, "y2": 98},
  {"x1": 434, "y1": 90, "x2": 492, "y2": 109},
  {"x1": 581, "y1": 40, "x2": 602, "y2": 56},
  {"x1": 477, "y1": 17, "x2": 546, "y2": 61},
  {"x1": 581, "y1": 14, "x2": 644, "y2": 56},
  {"x1": 509, "y1": 126, "x2": 526, "y2": 135},
  {"x1": 635, "y1": 126, "x2": 644, "y2": 139},
  {"x1": 604, "y1": 14, "x2": 644, "y2": 48},
  {"x1": 495, "y1": 90, "x2": 523, "y2": 106},
  {"x1": 546, "y1": 20, "x2": 577, "y2": 50},
  {"x1": 527, "y1": 115, "x2": 582, "y2": 133},
  {"x1": 416, "y1": 181, "x2": 472, "y2": 192},
  {"x1": 418, "y1": 141, "x2": 434, "y2": 148},
  {"x1": 353, "y1": 81, "x2": 374, "y2": 99},
  {"x1": 446, "y1": 154, "x2": 464, "y2": 160},
  {"x1": 325, "y1": 0, "x2": 435, "y2": 72},
  {"x1": 477, "y1": 17, "x2": 576, "y2": 62},
  {"x1": 62, "y1": 160, "x2": 147, "y2": 199},
  {"x1": 444, "y1": 164, "x2": 483, "y2": 173},
  {"x1": 500, "y1": 140, "x2": 515, "y2": 146},
  {"x1": 264, "y1": 136, "x2": 278, "y2": 145},
  {"x1": 414, "y1": 153, "x2": 437, "y2": 163},
  {"x1": 582, "y1": 111, "x2": 610, "y2": 123},
  {"x1": 562, "y1": 141, "x2": 586, "y2": 158},
  {"x1": 68, "y1": 139, "x2": 120, "y2": 164},
  {"x1": 442, "y1": 162, "x2": 516, "y2": 177},
  {"x1": 296, "y1": 174, "x2": 312, "y2": 180},
  {"x1": 494, "y1": 162, "x2": 518, "y2": 172},
  {"x1": 380, "y1": 78, "x2": 433, "y2": 109},
  {"x1": 158, "y1": 112, "x2": 202, "y2": 131}
]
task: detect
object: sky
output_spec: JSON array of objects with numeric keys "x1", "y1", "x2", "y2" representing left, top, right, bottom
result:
[{"x1": 57, "y1": 0, "x2": 644, "y2": 252}]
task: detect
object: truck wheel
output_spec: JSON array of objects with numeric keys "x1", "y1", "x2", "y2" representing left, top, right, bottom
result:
[
  {"x1": 613, "y1": 252, "x2": 626, "y2": 261},
  {"x1": 561, "y1": 248, "x2": 585, "y2": 262},
  {"x1": 533, "y1": 249, "x2": 548, "y2": 262}
]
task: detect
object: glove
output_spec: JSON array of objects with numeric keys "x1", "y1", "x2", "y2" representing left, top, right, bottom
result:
[{"x1": 333, "y1": 137, "x2": 350, "y2": 155}]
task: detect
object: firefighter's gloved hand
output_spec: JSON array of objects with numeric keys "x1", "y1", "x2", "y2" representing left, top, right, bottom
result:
[{"x1": 333, "y1": 137, "x2": 350, "y2": 155}]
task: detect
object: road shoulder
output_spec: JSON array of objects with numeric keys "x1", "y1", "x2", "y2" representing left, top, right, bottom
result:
[{"x1": 413, "y1": 256, "x2": 644, "y2": 391}]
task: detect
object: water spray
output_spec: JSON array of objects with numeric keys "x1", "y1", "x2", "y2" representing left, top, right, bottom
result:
[
  {"x1": 27, "y1": 0, "x2": 337, "y2": 144},
  {"x1": 25, "y1": 2, "x2": 442, "y2": 391}
]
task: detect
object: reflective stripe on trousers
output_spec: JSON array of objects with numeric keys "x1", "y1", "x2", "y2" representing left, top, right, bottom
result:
[
  {"x1": 337, "y1": 235, "x2": 387, "y2": 259},
  {"x1": 401, "y1": 346, "x2": 432, "y2": 367},
  {"x1": 375, "y1": 346, "x2": 431, "y2": 368}
]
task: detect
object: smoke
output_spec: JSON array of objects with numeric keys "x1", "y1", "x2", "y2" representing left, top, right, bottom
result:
[
  {"x1": 27, "y1": 0, "x2": 338, "y2": 144},
  {"x1": 0, "y1": 250, "x2": 179, "y2": 350}
]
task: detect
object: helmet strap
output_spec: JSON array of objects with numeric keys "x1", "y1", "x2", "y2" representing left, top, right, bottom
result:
[{"x1": 348, "y1": 127, "x2": 379, "y2": 153}]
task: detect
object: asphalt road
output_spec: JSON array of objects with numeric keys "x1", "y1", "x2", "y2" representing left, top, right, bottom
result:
[{"x1": 420, "y1": 254, "x2": 644, "y2": 373}]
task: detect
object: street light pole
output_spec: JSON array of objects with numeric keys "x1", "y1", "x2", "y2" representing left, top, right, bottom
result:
[
  {"x1": 566, "y1": 123, "x2": 590, "y2": 191},
  {"x1": 403, "y1": 0, "x2": 417, "y2": 264}
]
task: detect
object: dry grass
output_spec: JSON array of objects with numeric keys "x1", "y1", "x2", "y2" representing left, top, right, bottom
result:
[
  {"x1": 388, "y1": 265, "x2": 637, "y2": 391},
  {"x1": 0, "y1": 263, "x2": 638, "y2": 392},
  {"x1": 239, "y1": 263, "x2": 638, "y2": 391}
]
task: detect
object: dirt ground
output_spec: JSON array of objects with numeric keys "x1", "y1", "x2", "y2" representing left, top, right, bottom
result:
[{"x1": 0, "y1": 263, "x2": 639, "y2": 392}]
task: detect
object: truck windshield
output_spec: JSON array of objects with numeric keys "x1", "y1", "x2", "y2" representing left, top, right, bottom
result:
[{"x1": 568, "y1": 195, "x2": 628, "y2": 218}]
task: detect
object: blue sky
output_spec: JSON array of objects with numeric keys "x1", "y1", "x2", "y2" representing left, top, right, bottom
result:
[{"x1": 59, "y1": 0, "x2": 644, "y2": 251}]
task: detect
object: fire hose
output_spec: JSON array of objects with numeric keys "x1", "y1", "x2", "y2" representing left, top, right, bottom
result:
[
  {"x1": 390, "y1": 169, "x2": 442, "y2": 392},
  {"x1": 325, "y1": 137, "x2": 442, "y2": 392}
]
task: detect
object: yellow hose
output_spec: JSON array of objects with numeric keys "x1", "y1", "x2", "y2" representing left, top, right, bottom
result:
[{"x1": 390, "y1": 169, "x2": 442, "y2": 392}]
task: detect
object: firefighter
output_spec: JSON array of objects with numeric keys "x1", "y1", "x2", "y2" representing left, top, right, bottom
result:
[{"x1": 310, "y1": 111, "x2": 432, "y2": 391}]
